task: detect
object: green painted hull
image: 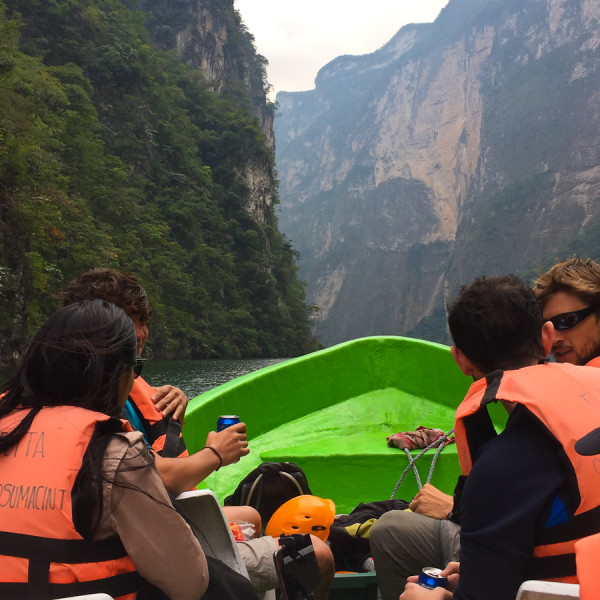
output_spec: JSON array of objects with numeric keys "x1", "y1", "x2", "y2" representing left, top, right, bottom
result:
[{"x1": 184, "y1": 336, "x2": 504, "y2": 514}]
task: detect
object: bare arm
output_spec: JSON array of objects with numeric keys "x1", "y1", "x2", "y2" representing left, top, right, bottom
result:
[
  {"x1": 154, "y1": 422, "x2": 250, "y2": 495},
  {"x1": 409, "y1": 484, "x2": 454, "y2": 520}
]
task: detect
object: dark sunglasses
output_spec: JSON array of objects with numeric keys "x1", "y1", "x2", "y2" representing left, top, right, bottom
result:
[
  {"x1": 548, "y1": 306, "x2": 598, "y2": 331},
  {"x1": 133, "y1": 357, "x2": 146, "y2": 379}
]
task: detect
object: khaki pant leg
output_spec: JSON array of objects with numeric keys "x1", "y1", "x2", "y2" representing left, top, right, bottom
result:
[
  {"x1": 370, "y1": 510, "x2": 456, "y2": 600},
  {"x1": 237, "y1": 535, "x2": 279, "y2": 595}
]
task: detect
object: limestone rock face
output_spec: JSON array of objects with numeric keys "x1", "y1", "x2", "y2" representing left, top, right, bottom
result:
[
  {"x1": 276, "y1": 0, "x2": 600, "y2": 346},
  {"x1": 176, "y1": 5, "x2": 228, "y2": 92},
  {"x1": 160, "y1": 0, "x2": 276, "y2": 219}
]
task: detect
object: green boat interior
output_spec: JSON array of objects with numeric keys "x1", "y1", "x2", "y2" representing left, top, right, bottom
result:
[{"x1": 186, "y1": 336, "x2": 508, "y2": 514}]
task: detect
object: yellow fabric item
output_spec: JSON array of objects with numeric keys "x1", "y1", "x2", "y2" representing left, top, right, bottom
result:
[{"x1": 344, "y1": 518, "x2": 378, "y2": 539}]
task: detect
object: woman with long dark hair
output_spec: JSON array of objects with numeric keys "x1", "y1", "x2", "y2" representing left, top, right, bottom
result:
[{"x1": 0, "y1": 300, "x2": 209, "y2": 599}]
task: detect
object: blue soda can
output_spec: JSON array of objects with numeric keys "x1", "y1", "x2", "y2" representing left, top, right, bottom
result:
[
  {"x1": 217, "y1": 415, "x2": 240, "y2": 432},
  {"x1": 418, "y1": 567, "x2": 449, "y2": 590}
]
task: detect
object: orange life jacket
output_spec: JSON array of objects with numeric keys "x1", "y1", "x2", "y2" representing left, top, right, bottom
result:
[
  {"x1": 0, "y1": 406, "x2": 140, "y2": 599},
  {"x1": 454, "y1": 363, "x2": 600, "y2": 583},
  {"x1": 575, "y1": 533, "x2": 600, "y2": 600},
  {"x1": 128, "y1": 377, "x2": 188, "y2": 458},
  {"x1": 585, "y1": 356, "x2": 600, "y2": 368}
]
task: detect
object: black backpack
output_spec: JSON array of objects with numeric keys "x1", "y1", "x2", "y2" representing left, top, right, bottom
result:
[
  {"x1": 224, "y1": 462, "x2": 312, "y2": 527},
  {"x1": 328, "y1": 499, "x2": 410, "y2": 572}
]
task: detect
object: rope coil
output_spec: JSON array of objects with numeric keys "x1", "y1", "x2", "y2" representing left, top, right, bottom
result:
[{"x1": 390, "y1": 429, "x2": 454, "y2": 499}]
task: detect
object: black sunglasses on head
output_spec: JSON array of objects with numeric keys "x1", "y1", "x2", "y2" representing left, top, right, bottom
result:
[
  {"x1": 133, "y1": 357, "x2": 146, "y2": 379},
  {"x1": 548, "y1": 306, "x2": 598, "y2": 331}
]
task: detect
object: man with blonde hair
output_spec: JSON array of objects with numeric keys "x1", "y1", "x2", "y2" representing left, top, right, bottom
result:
[{"x1": 534, "y1": 257, "x2": 600, "y2": 366}]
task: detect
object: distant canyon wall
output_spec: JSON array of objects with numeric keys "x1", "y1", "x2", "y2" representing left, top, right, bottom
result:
[{"x1": 275, "y1": 0, "x2": 600, "y2": 346}]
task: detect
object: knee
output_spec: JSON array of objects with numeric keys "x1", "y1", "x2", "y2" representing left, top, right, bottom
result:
[
  {"x1": 223, "y1": 505, "x2": 262, "y2": 538},
  {"x1": 310, "y1": 535, "x2": 335, "y2": 583},
  {"x1": 370, "y1": 510, "x2": 395, "y2": 550},
  {"x1": 237, "y1": 506, "x2": 262, "y2": 534},
  {"x1": 370, "y1": 509, "x2": 414, "y2": 557}
]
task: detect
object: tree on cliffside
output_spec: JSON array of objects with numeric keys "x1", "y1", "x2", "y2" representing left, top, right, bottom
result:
[{"x1": 0, "y1": 0, "x2": 319, "y2": 375}]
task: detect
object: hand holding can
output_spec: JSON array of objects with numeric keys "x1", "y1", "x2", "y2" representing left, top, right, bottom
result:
[{"x1": 417, "y1": 567, "x2": 449, "y2": 590}]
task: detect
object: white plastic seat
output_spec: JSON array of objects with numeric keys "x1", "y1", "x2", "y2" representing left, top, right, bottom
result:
[
  {"x1": 516, "y1": 580, "x2": 580, "y2": 599},
  {"x1": 175, "y1": 490, "x2": 278, "y2": 600},
  {"x1": 56, "y1": 595, "x2": 115, "y2": 600},
  {"x1": 174, "y1": 489, "x2": 249, "y2": 579}
]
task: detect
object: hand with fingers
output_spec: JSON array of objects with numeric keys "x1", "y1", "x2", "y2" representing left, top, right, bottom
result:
[
  {"x1": 152, "y1": 385, "x2": 189, "y2": 425},
  {"x1": 402, "y1": 563, "x2": 459, "y2": 600},
  {"x1": 409, "y1": 484, "x2": 454, "y2": 520}
]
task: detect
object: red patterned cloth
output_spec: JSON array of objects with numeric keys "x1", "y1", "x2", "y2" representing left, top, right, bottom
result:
[{"x1": 386, "y1": 425, "x2": 455, "y2": 450}]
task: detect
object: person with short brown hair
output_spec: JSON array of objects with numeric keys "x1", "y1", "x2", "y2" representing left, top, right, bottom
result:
[
  {"x1": 62, "y1": 268, "x2": 180, "y2": 419},
  {"x1": 62, "y1": 268, "x2": 334, "y2": 598},
  {"x1": 381, "y1": 275, "x2": 600, "y2": 600},
  {"x1": 62, "y1": 268, "x2": 250, "y2": 493}
]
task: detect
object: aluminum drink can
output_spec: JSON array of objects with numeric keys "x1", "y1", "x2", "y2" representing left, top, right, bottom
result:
[
  {"x1": 217, "y1": 415, "x2": 240, "y2": 432},
  {"x1": 417, "y1": 567, "x2": 449, "y2": 590}
]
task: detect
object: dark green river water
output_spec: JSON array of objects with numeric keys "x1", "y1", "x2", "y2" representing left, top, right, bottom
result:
[{"x1": 142, "y1": 357, "x2": 285, "y2": 400}]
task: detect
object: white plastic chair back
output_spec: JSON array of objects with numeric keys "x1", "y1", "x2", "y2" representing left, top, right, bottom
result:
[
  {"x1": 56, "y1": 595, "x2": 115, "y2": 600},
  {"x1": 175, "y1": 489, "x2": 249, "y2": 579},
  {"x1": 516, "y1": 580, "x2": 580, "y2": 599}
]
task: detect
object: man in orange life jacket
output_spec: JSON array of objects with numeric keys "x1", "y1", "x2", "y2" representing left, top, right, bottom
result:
[
  {"x1": 63, "y1": 269, "x2": 335, "y2": 598},
  {"x1": 373, "y1": 258, "x2": 600, "y2": 600},
  {"x1": 534, "y1": 257, "x2": 600, "y2": 368},
  {"x1": 62, "y1": 268, "x2": 251, "y2": 496},
  {"x1": 572, "y1": 428, "x2": 600, "y2": 600},
  {"x1": 398, "y1": 275, "x2": 600, "y2": 600},
  {"x1": 534, "y1": 258, "x2": 600, "y2": 600}
]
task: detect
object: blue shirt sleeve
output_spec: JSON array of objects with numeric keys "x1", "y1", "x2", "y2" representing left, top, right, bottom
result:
[
  {"x1": 122, "y1": 398, "x2": 152, "y2": 448},
  {"x1": 454, "y1": 405, "x2": 578, "y2": 600}
]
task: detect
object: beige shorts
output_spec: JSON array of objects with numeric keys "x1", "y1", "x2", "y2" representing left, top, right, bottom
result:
[{"x1": 237, "y1": 535, "x2": 278, "y2": 594}]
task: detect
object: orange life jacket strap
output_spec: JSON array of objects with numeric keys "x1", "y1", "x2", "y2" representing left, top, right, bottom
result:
[
  {"x1": 127, "y1": 387, "x2": 187, "y2": 458},
  {"x1": 0, "y1": 571, "x2": 141, "y2": 599},
  {"x1": 535, "y1": 504, "x2": 600, "y2": 546},
  {"x1": 0, "y1": 530, "x2": 128, "y2": 563},
  {"x1": 525, "y1": 552, "x2": 577, "y2": 581},
  {"x1": 0, "y1": 530, "x2": 138, "y2": 600},
  {"x1": 534, "y1": 539, "x2": 575, "y2": 559},
  {"x1": 524, "y1": 488, "x2": 600, "y2": 582},
  {"x1": 29, "y1": 556, "x2": 50, "y2": 600}
]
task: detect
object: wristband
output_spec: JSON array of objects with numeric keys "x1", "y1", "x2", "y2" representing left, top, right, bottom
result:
[{"x1": 203, "y1": 445, "x2": 223, "y2": 471}]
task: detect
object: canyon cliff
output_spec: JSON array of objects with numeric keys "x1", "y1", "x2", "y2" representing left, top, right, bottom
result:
[{"x1": 276, "y1": 0, "x2": 600, "y2": 345}]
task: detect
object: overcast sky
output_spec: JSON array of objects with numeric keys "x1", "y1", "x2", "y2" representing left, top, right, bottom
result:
[{"x1": 234, "y1": 1, "x2": 450, "y2": 97}]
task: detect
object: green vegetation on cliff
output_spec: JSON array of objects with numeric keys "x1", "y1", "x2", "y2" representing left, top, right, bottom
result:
[{"x1": 0, "y1": 0, "x2": 319, "y2": 372}]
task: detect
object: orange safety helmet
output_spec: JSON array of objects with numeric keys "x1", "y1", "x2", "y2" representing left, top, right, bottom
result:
[{"x1": 265, "y1": 495, "x2": 336, "y2": 542}]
